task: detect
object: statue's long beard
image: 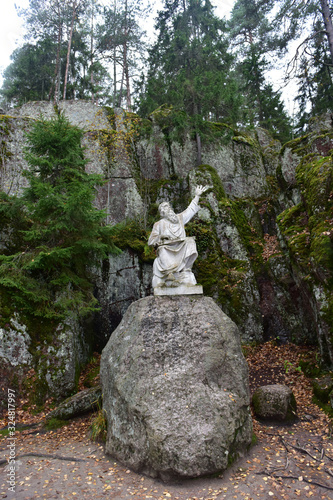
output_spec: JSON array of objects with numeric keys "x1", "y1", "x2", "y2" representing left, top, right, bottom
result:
[{"x1": 168, "y1": 213, "x2": 178, "y2": 223}]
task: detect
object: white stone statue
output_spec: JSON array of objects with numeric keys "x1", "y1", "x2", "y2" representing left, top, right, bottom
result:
[{"x1": 148, "y1": 185, "x2": 209, "y2": 293}]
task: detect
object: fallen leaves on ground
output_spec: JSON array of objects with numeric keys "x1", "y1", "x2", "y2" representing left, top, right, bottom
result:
[{"x1": 1, "y1": 341, "x2": 333, "y2": 499}]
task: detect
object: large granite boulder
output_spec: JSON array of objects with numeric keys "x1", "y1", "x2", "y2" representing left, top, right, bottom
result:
[
  {"x1": 100, "y1": 295, "x2": 253, "y2": 481},
  {"x1": 0, "y1": 312, "x2": 91, "y2": 402}
]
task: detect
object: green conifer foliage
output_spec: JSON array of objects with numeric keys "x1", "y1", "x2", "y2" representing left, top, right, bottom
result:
[
  {"x1": 0, "y1": 41, "x2": 54, "y2": 106},
  {"x1": 137, "y1": 0, "x2": 241, "y2": 163},
  {"x1": 228, "y1": 0, "x2": 292, "y2": 142},
  {"x1": 0, "y1": 113, "x2": 120, "y2": 320},
  {"x1": 294, "y1": 22, "x2": 333, "y2": 132}
]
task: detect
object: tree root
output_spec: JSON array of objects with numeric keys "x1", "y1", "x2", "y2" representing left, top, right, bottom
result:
[
  {"x1": 0, "y1": 452, "x2": 87, "y2": 466},
  {"x1": 255, "y1": 470, "x2": 333, "y2": 491}
]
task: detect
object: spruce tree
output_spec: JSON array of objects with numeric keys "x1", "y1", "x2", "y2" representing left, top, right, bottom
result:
[
  {"x1": 0, "y1": 41, "x2": 54, "y2": 106},
  {"x1": 138, "y1": 0, "x2": 241, "y2": 164},
  {"x1": 228, "y1": 0, "x2": 292, "y2": 142},
  {"x1": 0, "y1": 113, "x2": 119, "y2": 320},
  {"x1": 294, "y1": 20, "x2": 333, "y2": 132}
]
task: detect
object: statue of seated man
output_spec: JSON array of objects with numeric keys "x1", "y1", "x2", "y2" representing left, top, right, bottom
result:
[{"x1": 148, "y1": 185, "x2": 208, "y2": 289}]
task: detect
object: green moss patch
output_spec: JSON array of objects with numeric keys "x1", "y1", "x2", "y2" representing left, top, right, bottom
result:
[
  {"x1": 186, "y1": 218, "x2": 251, "y2": 323},
  {"x1": 312, "y1": 375, "x2": 333, "y2": 403},
  {"x1": 229, "y1": 200, "x2": 264, "y2": 259},
  {"x1": 278, "y1": 148, "x2": 333, "y2": 280},
  {"x1": 111, "y1": 219, "x2": 155, "y2": 262},
  {"x1": 296, "y1": 155, "x2": 333, "y2": 212},
  {"x1": 44, "y1": 417, "x2": 67, "y2": 430},
  {"x1": 196, "y1": 164, "x2": 226, "y2": 201}
]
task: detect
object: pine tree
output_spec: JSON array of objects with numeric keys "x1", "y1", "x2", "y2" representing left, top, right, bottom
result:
[
  {"x1": 19, "y1": 0, "x2": 69, "y2": 103},
  {"x1": 95, "y1": 0, "x2": 148, "y2": 109},
  {"x1": 0, "y1": 113, "x2": 120, "y2": 320},
  {"x1": 272, "y1": 0, "x2": 333, "y2": 66},
  {"x1": 8, "y1": 0, "x2": 111, "y2": 104}
]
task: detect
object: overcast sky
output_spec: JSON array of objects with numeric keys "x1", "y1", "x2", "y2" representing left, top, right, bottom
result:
[{"x1": 0, "y1": 0, "x2": 29, "y2": 79}]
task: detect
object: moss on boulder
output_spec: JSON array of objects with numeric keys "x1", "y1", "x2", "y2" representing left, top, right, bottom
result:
[{"x1": 312, "y1": 375, "x2": 333, "y2": 403}]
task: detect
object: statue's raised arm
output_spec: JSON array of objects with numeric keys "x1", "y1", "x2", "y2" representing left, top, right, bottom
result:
[{"x1": 148, "y1": 185, "x2": 209, "y2": 293}]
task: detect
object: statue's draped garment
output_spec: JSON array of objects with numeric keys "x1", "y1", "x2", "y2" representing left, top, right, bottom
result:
[{"x1": 148, "y1": 199, "x2": 199, "y2": 281}]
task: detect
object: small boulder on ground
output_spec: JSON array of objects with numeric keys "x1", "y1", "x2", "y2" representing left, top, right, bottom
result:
[
  {"x1": 252, "y1": 384, "x2": 297, "y2": 421},
  {"x1": 45, "y1": 386, "x2": 102, "y2": 421}
]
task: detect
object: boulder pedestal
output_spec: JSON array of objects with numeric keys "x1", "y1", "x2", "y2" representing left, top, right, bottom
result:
[
  {"x1": 154, "y1": 284, "x2": 203, "y2": 296},
  {"x1": 100, "y1": 295, "x2": 253, "y2": 481}
]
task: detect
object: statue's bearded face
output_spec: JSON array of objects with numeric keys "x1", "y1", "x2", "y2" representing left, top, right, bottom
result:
[{"x1": 159, "y1": 203, "x2": 178, "y2": 223}]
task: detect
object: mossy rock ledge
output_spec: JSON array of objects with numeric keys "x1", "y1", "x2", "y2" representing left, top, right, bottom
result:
[{"x1": 100, "y1": 295, "x2": 253, "y2": 481}]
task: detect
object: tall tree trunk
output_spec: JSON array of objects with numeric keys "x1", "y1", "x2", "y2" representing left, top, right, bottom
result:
[
  {"x1": 54, "y1": 20, "x2": 62, "y2": 104},
  {"x1": 123, "y1": 0, "x2": 131, "y2": 111},
  {"x1": 48, "y1": 81, "x2": 54, "y2": 101},
  {"x1": 63, "y1": 1, "x2": 78, "y2": 100},
  {"x1": 113, "y1": 47, "x2": 117, "y2": 107},
  {"x1": 249, "y1": 36, "x2": 264, "y2": 125},
  {"x1": 320, "y1": 0, "x2": 333, "y2": 66},
  {"x1": 193, "y1": 100, "x2": 202, "y2": 165},
  {"x1": 118, "y1": 65, "x2": 125, "y2": 107},
  {"x1": 196, "y1": 131, "x2": 202, "y2": 166},
  {"x1": 125, "y1": 52, "x2": 131, "y2": 111},
  {"x1": 90, "y1": 0, "x2": 95, "y2": 103},
  {"x1": 113, "y1": 0, "x2": 117, "y2": 108}
]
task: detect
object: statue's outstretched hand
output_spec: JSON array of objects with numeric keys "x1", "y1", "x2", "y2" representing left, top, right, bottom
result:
[{"x1": 195, "y1": 185, "x2": 210, "y2": 196}]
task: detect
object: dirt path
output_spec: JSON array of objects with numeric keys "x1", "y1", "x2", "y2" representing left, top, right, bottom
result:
[
  {"x1": 1, "y1": 342, "x2": 333, "y2": 499},
  {"x1": 1, "y1": 416, "x2": 333, "y2": 500}
]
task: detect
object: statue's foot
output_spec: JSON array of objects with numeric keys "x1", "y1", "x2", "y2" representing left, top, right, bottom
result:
[
  {"x1": 165, "y1": 273, "x2": 181, "y2": 287},
  {"x1": 152, "y1": 274, "x2": 180, "y2": 288},
  {"x1": 152, "y1": 271, "x2": 197, "y2": 289},
  {"x1": 178, "y1": 270, "x2": 197, "y2": 285},
  {"x1": 152, "y1": 276, "x2": 163, "y2": 288}
]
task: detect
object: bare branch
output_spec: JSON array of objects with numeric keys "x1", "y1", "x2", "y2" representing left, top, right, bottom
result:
[
  {"x1": 256, "y1": 471, "x2": 333, "y2": 492},
  {"x1": 284, "y1": 29, "x2": 331, "y2": 81}
]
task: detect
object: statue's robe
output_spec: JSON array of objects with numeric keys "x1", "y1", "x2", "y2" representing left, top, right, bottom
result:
[{"x1": 148, "y1": 199, "x2": 199, "y2": 285}]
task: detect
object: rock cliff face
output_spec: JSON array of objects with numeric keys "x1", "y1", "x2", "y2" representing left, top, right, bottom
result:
[
  {"x1": 100, "y1": 295, "x2": 253, "y2": 480},
  {"x1": 1, "y1": 101, "x2": 333, "y2": 401}
]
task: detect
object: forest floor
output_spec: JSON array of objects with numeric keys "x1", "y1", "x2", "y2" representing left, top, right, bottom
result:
[{"x1": 1, "y1": 342, "x2": 333, "y2": 500}]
